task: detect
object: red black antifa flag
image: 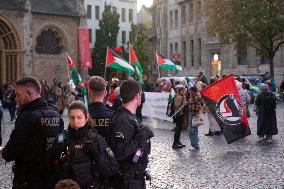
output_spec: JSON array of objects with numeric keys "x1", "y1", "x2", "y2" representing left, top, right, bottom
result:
[{"x1": 200, "y1": 74, "x2": 251, "y2": 144}]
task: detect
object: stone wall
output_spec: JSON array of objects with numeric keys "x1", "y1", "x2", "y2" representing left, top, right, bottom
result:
[{"x1": 32, "y1": 14, "x2": 79, "y2": 85}]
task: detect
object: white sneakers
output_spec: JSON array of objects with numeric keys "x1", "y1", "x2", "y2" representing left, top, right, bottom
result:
[{"x1": 0, "y1": 146, "x2": 3, "y2": 151}]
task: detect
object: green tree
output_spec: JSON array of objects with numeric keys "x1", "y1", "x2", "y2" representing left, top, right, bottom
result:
[
  {"x1": 91, "y1": 5, "x2": 120, "y2": 77},
  {"x1": 129, "y1": 24, "x2": 152, "y2": 76},
  {"x1": 207, "y1": 0, "x2": 284, "y2": 78}
]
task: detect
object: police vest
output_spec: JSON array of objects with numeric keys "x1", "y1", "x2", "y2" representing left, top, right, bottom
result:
[{"x1": 62, "y1": 139, "x2": 97, "y2": 189}]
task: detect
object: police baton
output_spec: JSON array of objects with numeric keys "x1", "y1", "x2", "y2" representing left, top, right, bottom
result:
[{"x1": 170, "y1": 101, "x2": 188, "y2": 118}]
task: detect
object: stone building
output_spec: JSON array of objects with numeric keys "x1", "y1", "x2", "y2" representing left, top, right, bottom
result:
[
  {"x1": 151, "y1": 0, "x2": 284, "y2": 83},
  {"x1": 137, "y1": 5, "x2": 153, "y2": 29},
  {"x1": 0, "y1": 0, "x2": 86, "y2": 85}
]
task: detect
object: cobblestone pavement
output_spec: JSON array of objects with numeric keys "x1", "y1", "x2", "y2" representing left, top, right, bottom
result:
[{"x1": 1, "y1": 104, "x2": 284, "y2": 189}]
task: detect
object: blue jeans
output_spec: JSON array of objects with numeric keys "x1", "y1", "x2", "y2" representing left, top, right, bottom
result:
[{"x1": 188, "y1": 112, "x2": 199, "y2": 148}]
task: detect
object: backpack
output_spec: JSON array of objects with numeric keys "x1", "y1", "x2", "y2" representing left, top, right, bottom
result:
[{"x1": 166, "y1": 95, "x2": 176, "y2": 117}]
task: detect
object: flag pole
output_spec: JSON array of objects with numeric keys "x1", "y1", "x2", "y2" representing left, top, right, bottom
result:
[
  {"x1": 156, "y1": 52, "x2": 161, "y2": 78},
  {"x1": 104, "y1": 47, "x2": 108, "y2": 80},
  {"x1": 65, "y1": 52, "x2": 71, "y2": 81}
]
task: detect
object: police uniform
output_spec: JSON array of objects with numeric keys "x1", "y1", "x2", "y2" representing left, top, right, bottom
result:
[
  {"x1": 88, "y1": 102, "x2": 113, "y2": 142},
  {"x1": 109, "y1": 107, "x2": 152, "y2": 189},
  {"x1": 2, "y1": 98, "x2": 64, "y2": 189},
  {"x1": 57, "y1": 125, "x2": 119, "y2": 189}
]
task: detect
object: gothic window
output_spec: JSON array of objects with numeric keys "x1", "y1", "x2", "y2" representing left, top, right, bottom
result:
[{"x1": 35, "y1": 28, "x2": 62, "y2": 54}]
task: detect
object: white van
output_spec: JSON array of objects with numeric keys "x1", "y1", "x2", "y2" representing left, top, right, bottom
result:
[{"x1": 158, "y1": 76, "x2": 196, "y2": 88}]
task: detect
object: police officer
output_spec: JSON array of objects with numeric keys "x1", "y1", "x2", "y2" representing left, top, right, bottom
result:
[
  {"x1": 2, "y1": 76, "x2": 64, "y2": 189},
  {"x1": 88, "y1": 76, "x2": 113, "y2": 142},
  {"x1": 57, "y1": 101, "x2": 119, "y2": 189},
  {"x1": 109, "y1": 80, "x2": 154, "y2": 189}
]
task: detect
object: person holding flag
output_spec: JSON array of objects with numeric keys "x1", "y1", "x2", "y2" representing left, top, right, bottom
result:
[
  {"x1": 65, "y1": 52, "x2": 88, "y2": 106},
  {"x1": 200, "y1": 75, "x2": 251, "y2": 144}
]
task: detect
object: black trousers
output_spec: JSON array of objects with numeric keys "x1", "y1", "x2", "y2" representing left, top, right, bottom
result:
[{"x1": 174, "y1": 116, "x2": 183, "y2": 144}]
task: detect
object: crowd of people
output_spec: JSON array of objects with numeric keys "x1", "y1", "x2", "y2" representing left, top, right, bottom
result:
[
  {"x1": 0, "y1": 71, "x2": 281, "y2": 189},
  {"x1": 164, "y1": 72, "x2": 279, "y2": 150},
  {"x1": 0, "y1": 76, "x2": 153, "y2": 189}
]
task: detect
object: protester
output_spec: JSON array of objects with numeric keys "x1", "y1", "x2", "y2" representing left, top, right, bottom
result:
[
  {"x1": 188, "y1": 86, "x2": 203, "y2": 150},
  {"x1": 75, "y1": 81, "x2": 86, "y2": 102},
  {"x1": 261, "y1": 72, "x2": 277, "y2": 92},
  {"x1": 55, "y1": 82, "x2": 65, "y2": 115},
  {"x1": 3, "y1": 84, "x2": 16, "y2": 121},
  {"x1": 205, "y1": 77, "x2": 221, "y2": 136},
  {"x1": 236, "y1": 81, "x2": 250, "y2": 118},
  {"x1": 40, "y1": 79, "x2": 50, "y2": 101},
  {"x1": 54, "y1": 101, "x2": 119, "y2": 189},
  {"x1": 65, "y1": 82, "x2": 76, "y2": 108},
  {"x1": 2, "y1": 76, "x2": 64, "y2": 189},
  {"x1": 111, "y1": 87, "x2": 122, "y2": 112},
  {"x1": 199, "y1": 72, "x2": 208, "y2": 85},
  {"x1": 244, "y1": 83, "x2": 252, "y2": 117},
  {"x1": 136, "y1": 91, "x2": 145, "y2": 122},
  {"x1": 88, "y1": 76, "x2": 113, "y2": 142},
  {"x1": 142, "y1": 74, "x2": 152, "y2": 92},
  {"x1": 106, "y1": 82, "x2": 119, "y2": 107},
  {"x1": 172, "y1": 86, "x2": 187, "y2": 149},
  {"x1": 109, "y1": 80, "x2": 153, "y2": 189},
  {"x1": 255, "y1": 83, "x2": 278, "y2": 143}
]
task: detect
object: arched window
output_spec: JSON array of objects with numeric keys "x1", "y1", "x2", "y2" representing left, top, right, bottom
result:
[{"x1": 35, "y1": 28, "x2": 63, "y2": 54}]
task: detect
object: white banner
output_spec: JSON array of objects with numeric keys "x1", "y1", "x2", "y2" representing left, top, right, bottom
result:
[{"x1": 142, "y1": 92, "x2": 173, "y2": 122}]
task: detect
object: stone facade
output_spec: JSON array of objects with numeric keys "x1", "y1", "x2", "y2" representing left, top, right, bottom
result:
[
  {"x1": 137, "y1": 5, "x2": 153, "y2": 29},
  {"x1": 0, "y1": 0, "x2": 86, "y2": 85},
  {"x1": 151, "y1": 0, "x2": 284, "y2": 84}
]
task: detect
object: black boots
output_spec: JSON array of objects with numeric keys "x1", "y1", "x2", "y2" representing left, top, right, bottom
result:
[{"x1": 172, "y1": 142, "x2": 186, "y2": 149}]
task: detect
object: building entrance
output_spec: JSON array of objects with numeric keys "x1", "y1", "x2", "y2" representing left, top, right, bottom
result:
[{"x1": 0, "y1": 16, "x2": 21, "y2": 85}]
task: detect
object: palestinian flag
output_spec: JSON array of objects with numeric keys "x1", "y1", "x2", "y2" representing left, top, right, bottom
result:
[
  {"x1": 200, "y1": 74, "x2": 251, "y2": 144},
  {"x1": 129, "y1": 46, "x2": 143, "y2": 84},
  {"x1": 106, "y1": 48, "x2": 134, "y2": 75},
  {"x1": 156, "y1": 52, "x2": 182, "y2": 71},
  {"x1": 66, "y1": 52, "x2": 76, "y2": 67},
  {"x1": 65, "y1": 52, "x2": 78, "y2": 83}
]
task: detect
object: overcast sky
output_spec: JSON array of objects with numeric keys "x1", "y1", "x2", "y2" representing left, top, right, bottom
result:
[{"x1": 137, "y1": 0, "x2": 153, "y2": 12}]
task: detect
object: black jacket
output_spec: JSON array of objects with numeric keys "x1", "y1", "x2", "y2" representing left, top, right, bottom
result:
[
  {"x1": 59, "y1": 125, "x2": 119, "y2": 189},
  {"x1": 255, "y1": 91, "x2": 278, "y2": 136},
  {"x1": 88, "y1": 102, "x2": 113, "y2": 142},
  {"x1": 109, "y1": 107, "x2": 151, "y2": 171},
  {"x1": 2, "y1": 98, "x2": 64, "y2": 186}
]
